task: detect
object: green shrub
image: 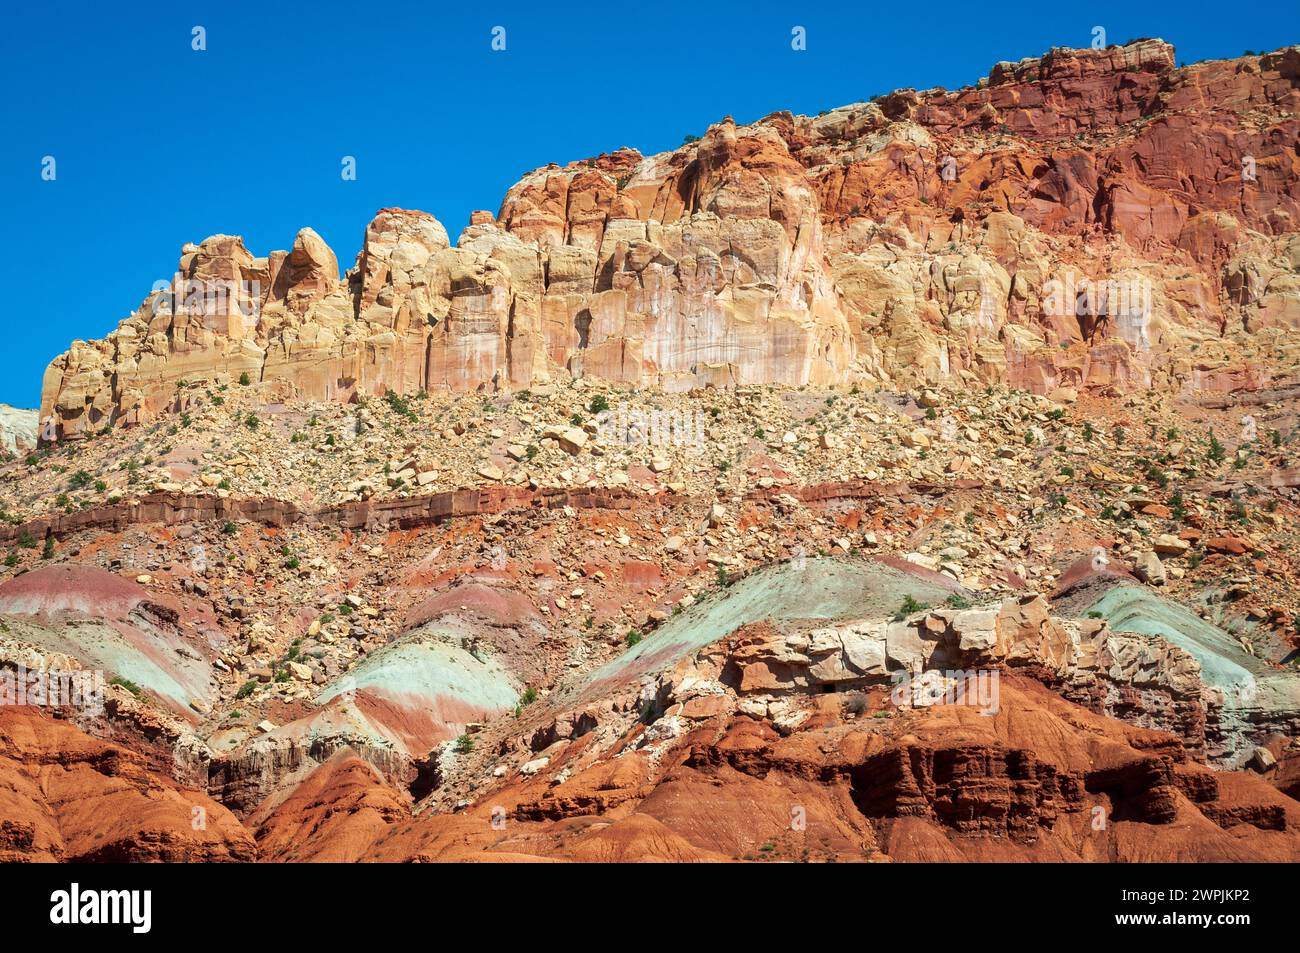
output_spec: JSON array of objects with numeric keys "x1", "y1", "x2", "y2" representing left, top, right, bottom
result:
[
  {"x1": 110, "y1": 676, "x2": 143, "y2": 698},
  {"x1": 893, "y1": 594, "x2": 929, "y2": 620},
  {"x1": 383, "y1": 389, "x2": 417, "y2": 420}
]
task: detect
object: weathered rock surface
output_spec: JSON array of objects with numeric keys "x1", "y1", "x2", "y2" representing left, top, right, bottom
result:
[
  {"x1": 0, "y1": 707, "x2": 253, "y2": 862},
  {"x1": 0, "y1": 405, "x2": 37, "y2": 454},
  {"x1": 245, "y1": 676, "x2": 1300, "y2": 862},
  {"x1": 39, "y1": 41, "x2": 1300, "y2": 438}
]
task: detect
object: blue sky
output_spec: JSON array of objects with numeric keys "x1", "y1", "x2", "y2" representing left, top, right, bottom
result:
[{"x1": 1, "y1": 0, "x2": 1295, "y2": 407}]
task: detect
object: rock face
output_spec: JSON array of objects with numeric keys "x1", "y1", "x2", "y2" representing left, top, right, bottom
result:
[
  {"x1": 0, "y1": 404, "x2": 37, "y2": 454},
  {"x1": 0, "y1": 565, "x2": 220, "y2": 718},
  {"x1": 0, "y1": 441, "x2": 1297, "y2": 862},
  {"x1": 0, "y1": 707, "x2": 253, "y2": 862},
  {"x1": 39, "y1": 41, "x2": 1300, "y2": 438},
  {"x1": 615, "y1": 590, "x2": 1223, "y2": 765},
  {"x1": 245, "y1": 663, "x2": 1300, "y2": 863}
]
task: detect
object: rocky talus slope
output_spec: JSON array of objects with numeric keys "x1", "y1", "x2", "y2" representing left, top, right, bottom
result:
[{"x1": 2, "y1": 40, "x2": 1299, "y2": 862}]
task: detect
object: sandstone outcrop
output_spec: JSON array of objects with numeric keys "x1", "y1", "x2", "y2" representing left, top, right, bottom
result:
[
  {"x1": 39, "y1": 41, "x2": 1300, "y2": 438},
  {"x1": 0, "y1": 405, "x2": 37, "y2": 454}
]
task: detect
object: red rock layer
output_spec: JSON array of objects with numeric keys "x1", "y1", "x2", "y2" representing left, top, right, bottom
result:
[
  {"x1": 0, "y1": 707, "x2": 254, "y2": 862},
  {"x1": 245, "y1": 677, "x2": 1300, "y2": 862}
]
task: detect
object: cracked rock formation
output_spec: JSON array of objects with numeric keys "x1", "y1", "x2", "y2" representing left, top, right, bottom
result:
[{"x1": 40, "y1": 40, "x2": 1300, "y2": 439}]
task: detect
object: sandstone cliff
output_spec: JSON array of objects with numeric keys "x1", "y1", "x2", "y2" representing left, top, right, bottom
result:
[
  {"x1": 40, "y1": 40, "x2": 1300, "y2": 438},
  {"x1": 0, "y1": 405, "x2": 37, "y2": 454}
]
